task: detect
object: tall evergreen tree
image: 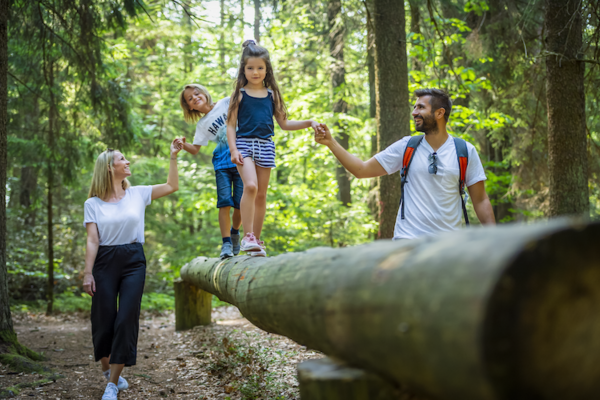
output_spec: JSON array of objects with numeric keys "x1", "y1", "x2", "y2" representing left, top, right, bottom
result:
[
  {"x1": 328, "y1": 0, "x2": 351, "y2": 206},
  {"x1": 545, "y1": 0, "x2": 589, "y2": 216},
  {"x1": 371, "y1": 0, "x2": 410, "y2": 238},
  {"x1": 0, "y1": 0, "x2": 141, "y2": 366}
]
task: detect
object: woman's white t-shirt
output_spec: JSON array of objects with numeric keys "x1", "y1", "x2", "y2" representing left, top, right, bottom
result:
[
  {"x1": 374, "y1": 135, "x2": 486, "y2": 240},
  {"x1": 83, "y1": 186, "x2": 152, "y2": 246}
]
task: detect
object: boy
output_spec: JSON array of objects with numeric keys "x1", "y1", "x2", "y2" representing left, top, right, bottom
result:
[{"x1": 177, "y1": 84, "x2": 243, "y2": 258}]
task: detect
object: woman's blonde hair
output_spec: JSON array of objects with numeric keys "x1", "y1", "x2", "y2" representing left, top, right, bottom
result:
[
  {"x1": 179, "y1": 84, "x2": 214, "y2": 123},
  {"x1": 88, "y1": 149, "x2": 130, "y2": 200}
]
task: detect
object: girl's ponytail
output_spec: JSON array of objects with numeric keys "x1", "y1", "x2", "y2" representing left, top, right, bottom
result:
[{"x1": 227, "y1": 40, "x2": 288, "y2": 123}]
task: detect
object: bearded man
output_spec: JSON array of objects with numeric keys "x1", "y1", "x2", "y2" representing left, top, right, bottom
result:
[{"x1": 315, "y1": 88, "x2": 495, "y2": 240}]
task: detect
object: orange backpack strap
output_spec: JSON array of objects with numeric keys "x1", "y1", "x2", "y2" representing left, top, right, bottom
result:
[
  {"x1": 399, "y1": 135, "x2": 424, "y2": 220},
  {"x1": 453, "y1": 137, "x2": 470, "y2": 225}
]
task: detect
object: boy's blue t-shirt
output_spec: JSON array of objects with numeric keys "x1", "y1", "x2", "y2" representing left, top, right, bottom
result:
[{"x1": 192, "y1": 97, "x2": 236, "y2": 171}]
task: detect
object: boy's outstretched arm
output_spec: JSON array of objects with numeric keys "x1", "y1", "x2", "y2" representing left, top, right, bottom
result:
[
  {"x1": 176, "y1": 137, "x2": 202, "y2": 155},
  {"x1": 315, "y1": 124, "x2": 387, "y2": 179}
]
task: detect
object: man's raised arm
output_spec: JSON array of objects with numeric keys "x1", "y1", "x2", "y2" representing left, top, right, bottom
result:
[{"x1": 315, "y1": 124, "x2": 387, "y2": 179}]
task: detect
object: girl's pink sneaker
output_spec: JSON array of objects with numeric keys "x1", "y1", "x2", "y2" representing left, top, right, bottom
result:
[
  {"x1": 249, "y1": 240, "x2": 267, "y2": 257},
  {"x1": 240, "y1": 233, "x2": 261, "y2": 252}
]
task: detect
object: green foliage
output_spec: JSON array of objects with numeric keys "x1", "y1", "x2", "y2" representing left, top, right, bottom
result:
[{"x1": 6, "y1": 0, "x2": 600, "y2": 310}]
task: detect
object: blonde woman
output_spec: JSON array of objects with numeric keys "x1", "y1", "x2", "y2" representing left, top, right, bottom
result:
[{"x1": 82, "y1": 140, "x2": 181, "y2": 400}]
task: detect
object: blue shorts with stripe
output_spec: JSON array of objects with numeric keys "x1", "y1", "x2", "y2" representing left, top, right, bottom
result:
[{"x1": 236, "y1": 137, "x2": 276, "y2": 168}]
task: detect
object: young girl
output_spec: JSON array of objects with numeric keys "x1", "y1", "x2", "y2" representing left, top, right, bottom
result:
[{"x1": 226, "y1": 40, "x2": 319, "y2": 257}]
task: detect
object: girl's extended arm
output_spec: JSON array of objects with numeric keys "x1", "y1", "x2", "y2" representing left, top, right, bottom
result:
[
  {"x1": 83, "y1": 223, "x2": 100, "y2": 296},
  {"x1": 174, "y1": 137, "x2": 201, "y2": 155},
  {"x1": 227, "y1": 98, "x2": 243, "y2": 165},
  {"x1": 276, "y1": 117, "x2": 319, "y2": 132},
  {"x1": 151, "y1": 139, "x2": 182, "y2": 200}
]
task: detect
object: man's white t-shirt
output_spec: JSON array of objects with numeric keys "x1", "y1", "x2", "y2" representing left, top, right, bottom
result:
[
  {"x1": 83, "y1": 186, "x2": 152, "y2": 246},
  {"x1": 374, "y1": 135, "x2": 486, "y2": 240}
]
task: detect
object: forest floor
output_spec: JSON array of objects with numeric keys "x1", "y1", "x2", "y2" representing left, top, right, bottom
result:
[{"x1": 1, "y1": 307, "x2": 321, "y2": 399}]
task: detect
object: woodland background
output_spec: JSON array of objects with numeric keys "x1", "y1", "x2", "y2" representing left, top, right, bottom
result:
[{"x1": 3, "y1": 0, "x2": 600, "y2": 315}]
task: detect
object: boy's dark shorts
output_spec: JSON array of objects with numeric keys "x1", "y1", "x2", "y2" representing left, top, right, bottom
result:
[{"x1": 215, "y1": 167, "x2": 243, "y2": 209}]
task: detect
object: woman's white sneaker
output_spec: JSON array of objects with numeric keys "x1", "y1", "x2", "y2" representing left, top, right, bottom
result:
[
  {"x1": 103, "y1": 370, "x2": 129, "y2": 390},
  {"x1": 102, "y1": 382, "x2": 119, "y2": 399}
]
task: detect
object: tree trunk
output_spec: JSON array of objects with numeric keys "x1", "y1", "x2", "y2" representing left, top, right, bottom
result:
[
  {"x1": 0, "y1": 1, "x2": 45, "y2": 371},
  {"x1": 182, "y1": 3, "x2": 193, "y2": 73},
  {"x1": 174, "y1": 280, "x2": 212, "y2": 331},
  {"x1": 45, "y1": 62, "x2": 56, "y2": 316},
  {"x1": 240, "y1": 0, "x2": 245, "y2": 40},
  {"x1": 545, "y1": 0, "x2": 589, "y2": 216},
  {"x1": 328, "y1": 0, "x2": 351, "y2": 206},
  {"x1": 366, "y1": 0, "x2": 379, "y2": 228},
  {"x1": 0, "y1": 0, "x2": 11, "y2": 337},
  {"x1": 371, "y1": 0, "x2": 410, "y2": 238},
  {"x1": 254, "y1": 0, "x2": 261, "y2": 43},
  {"x1": 181, "y1": 220, "x2": 600, "y2": 400},
  {"x1": 219, "y1": 0, "x2": 225, "y2": 73},
  {"x1": 408, "y1": 0, "x2": 421, "y2": 36}
]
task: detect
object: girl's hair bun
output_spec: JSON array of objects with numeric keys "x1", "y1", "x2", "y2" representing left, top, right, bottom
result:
[{"x1": 242, "y1": 39, "x2": 256, "y2": 48}]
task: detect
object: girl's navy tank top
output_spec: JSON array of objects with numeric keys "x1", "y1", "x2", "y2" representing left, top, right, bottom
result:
[{"x1": 236, "y1": 88, "x2": 275, "y2": 140}]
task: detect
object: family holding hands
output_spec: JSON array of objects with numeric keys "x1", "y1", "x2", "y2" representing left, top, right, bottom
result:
[{"x1": 83, "y1": 39, "x2": 494, "y2": 399}]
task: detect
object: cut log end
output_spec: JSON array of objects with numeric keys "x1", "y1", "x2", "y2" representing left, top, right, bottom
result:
[
  {"x1": 484, "y1": 223, "x2": 600, "y2": 400},
  {"x1": 174, "y1": 280, "x2": 212, "y2": 331}
]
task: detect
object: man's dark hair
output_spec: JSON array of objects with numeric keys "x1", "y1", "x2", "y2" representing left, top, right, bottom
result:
[{"x1": 414, "y1": 88, "x2": 452, "y2": 122}]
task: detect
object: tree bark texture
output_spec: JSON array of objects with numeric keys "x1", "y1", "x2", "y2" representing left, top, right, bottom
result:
[
  {"x1": 545, "y1": 0, "x2": 589, "y2": 216},
  {"x1": 219, "y1": 0, "x2": 226, "y2": 73},
  {"x1": 0, "y1": 0, "x2": 11, "y2": 335},
  {"x1": 45, "y1": 61, "x2": 56, "y2": 316},
  {"x1": 371, "y1": 0, "x2": 410, "y2": 238},
  {"x1": 366, "y1": 7, "x2": 379, "y2": 226},
  {"x1": 254, "y1": 0, "x2": 261, "y2": 43},
  {"x1": 181, "y1": 220, "x2": 600, "y2": 400},
  {"x1": 328, "y1": 0, "x2": 351, "y2": 206}
]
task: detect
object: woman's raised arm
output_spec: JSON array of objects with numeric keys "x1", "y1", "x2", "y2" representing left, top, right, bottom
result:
[{"x1": 151, "y1": 139, "x2": 182, "y2": 201}]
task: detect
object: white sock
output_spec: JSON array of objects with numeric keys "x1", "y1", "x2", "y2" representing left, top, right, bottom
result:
[{"x1": 103, "y1": 370, "x2": 110, "y2": 379}]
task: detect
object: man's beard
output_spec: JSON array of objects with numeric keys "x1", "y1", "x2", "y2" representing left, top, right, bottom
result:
[{"x1": 415, "y1": 113, "x2": 437, "y2": 134}]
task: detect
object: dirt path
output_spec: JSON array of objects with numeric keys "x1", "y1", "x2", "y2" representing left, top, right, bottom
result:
[{"x1": 1, "y1": 307, "x2": 321, "y2": 399}]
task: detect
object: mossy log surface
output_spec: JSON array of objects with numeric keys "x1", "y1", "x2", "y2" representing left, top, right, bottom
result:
[{"x1": 180, "y1": 220, "x2": 600, "y2": 400}]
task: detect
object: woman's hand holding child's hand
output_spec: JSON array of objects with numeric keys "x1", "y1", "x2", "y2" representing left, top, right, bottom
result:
[
  {"x1": 171, "y1": 138, "x2": 183, "y2": 155},
  {"x1": 174, "y1": 137, "x2": 186, "y2": 149}
]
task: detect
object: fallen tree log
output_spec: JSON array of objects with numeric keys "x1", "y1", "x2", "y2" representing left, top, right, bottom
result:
[{"x1": 180, "y1": 219, "x2": 600, "y2": 400}]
